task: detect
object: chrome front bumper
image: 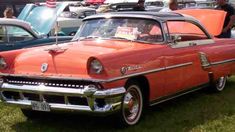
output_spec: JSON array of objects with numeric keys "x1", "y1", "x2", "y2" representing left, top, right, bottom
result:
[{"x1": 0, "y1": 83, "x2": 126, "y2": 114}]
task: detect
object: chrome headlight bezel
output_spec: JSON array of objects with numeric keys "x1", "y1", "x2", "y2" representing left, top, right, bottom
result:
[{"x1": 88, "y1": 58, "x2": 103, "y2": 74}]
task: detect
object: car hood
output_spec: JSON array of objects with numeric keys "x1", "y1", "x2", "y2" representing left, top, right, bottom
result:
[
  {"x1": 175, "y1": 9, "x2": 226, "y2": 37},
  {"x1": 9, "y1": 40, "x2": 157, "y2": 78},
  {"x1": 18, "y1": 3, "x2": 71, "y2": 35}
]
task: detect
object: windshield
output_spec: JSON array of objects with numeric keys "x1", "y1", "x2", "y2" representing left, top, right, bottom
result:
[
  {"x1": 73, "y1": 18, "x2": 163, "y2": 43},
  {"x1": 18, "y1": 3, "x2": 64, "y2": 35}
]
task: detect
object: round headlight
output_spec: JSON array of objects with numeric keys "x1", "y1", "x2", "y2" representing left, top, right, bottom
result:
[
  {"x1": 89, "y1": 59, "x2": 103, "y2": 74},
  {"x1": 0, "y1": 58, "x2": 7, "y2": 70}
]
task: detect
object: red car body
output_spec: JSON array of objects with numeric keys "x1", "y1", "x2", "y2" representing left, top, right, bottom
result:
[
  {"x1": 85, "y1": 0, "x2": 105, "y2": 5},
  {"x1": 0, "y1": 9, "x2": 235, "y2": 126}
]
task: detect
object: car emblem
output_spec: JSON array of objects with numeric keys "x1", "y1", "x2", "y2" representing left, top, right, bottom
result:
[
  {"x1": 41, "y1": 63, "x2": 48, "y2": 73},
  {"x1": 120, "y1": 67, "x2": 127, "y2": 75}
]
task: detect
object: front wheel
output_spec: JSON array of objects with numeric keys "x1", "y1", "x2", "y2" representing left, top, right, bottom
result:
[
  {"x1": 210, "y1": 76, "x2": 227, "y2": 92},
  {"x1": 119, "y1": 82, "x2": 143, "y2": 126}
]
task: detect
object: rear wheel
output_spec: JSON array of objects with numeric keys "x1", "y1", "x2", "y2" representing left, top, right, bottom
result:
[
  {"x1": 210, "y1": 76, "x2": 227, "y2": 92},
  {"x1": 119, "y1": 82, "x2": 143, "y2": 126}
]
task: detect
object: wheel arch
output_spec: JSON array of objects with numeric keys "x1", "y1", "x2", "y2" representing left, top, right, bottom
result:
[{"x1": 125, "y1": 75, "x2": 150, "y2": 107}]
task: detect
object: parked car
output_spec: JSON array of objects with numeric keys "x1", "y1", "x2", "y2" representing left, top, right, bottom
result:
[
  {"x1": 57, "y1": 6, "x2": 96, "y2": 36},
  {"x1": 181, "y1": 1, "x2": 216, "y2": 9},
  {"x1": 18, "y1": 2, "x2": 95, "y2": 36},
  {"x1": 85, "y1": 0, "x2": 105, "y2": 5},
  {"x1": 0, "y1": 9, "x2": 235, "y2": 126},
  {"x1": 96, "y1": 2, "x2": 137, "y2": 12},
  {"x1": 0, "y1": 18, "x2": 72, "y2": 52},
  {"x1": 98, "y1": 0, "x2": 168, "y2": 12},
  {"x1": 145, "y1": 0, "x2": 169, "y2": 11}
]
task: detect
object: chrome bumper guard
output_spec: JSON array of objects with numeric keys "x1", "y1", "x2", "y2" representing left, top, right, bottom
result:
[{"x1": 0, "y1": 83, "x2": 126, "y2": 114}]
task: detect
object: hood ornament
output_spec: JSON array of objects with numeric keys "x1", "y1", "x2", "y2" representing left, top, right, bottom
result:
[
  {"x1": 44, "y1": 45, "x2": 67, "y2": 54},
  {"x1": 41, "y1": 63, "x2": 48, "y2": 73}
]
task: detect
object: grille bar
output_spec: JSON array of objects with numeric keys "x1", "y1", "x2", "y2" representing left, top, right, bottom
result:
[
  {"x1": 4, "y1": 76, "x2": 96, "y2": 89},
  {"x1": 2, "y1": 91, "x2": 88, "y2": 106}
]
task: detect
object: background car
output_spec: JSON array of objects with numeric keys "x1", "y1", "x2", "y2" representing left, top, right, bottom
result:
[
  {"x1": 145, "y1": 0, "x2": 169, "y2": 11},
  {"x1": 57, "y1": 6, "x2": 96, "y2": 36},
  {"x1": 18, "y1": 2, "x2": 95, "y2": 37},
  {"x1": 97, "y1": 0, "x2": 169, "y2": 12},
  {"x1": 0, "y1": 18, "x2": 72, "y2": 51}
]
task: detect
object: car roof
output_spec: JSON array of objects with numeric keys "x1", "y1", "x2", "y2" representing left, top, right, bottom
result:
[
  {"x1": 0, "y1": 18, "x2": 32, "y2": 29},
  {"x1": 0, "y1": 18, "x2": 39, "y2": 37},
  {"x1": 84, "y1": 11, "x2": 186, "y2": 21}
]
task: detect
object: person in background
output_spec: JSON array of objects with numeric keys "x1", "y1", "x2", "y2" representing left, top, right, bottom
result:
[
  {"x1": 216, "y1": 0, "x2": 235, "y2": 38},
  {"x1": 169, "y1": 0, "x2": 178, "y2": 10},
  {"x1": 3, "y1": 7, "x2": 16, "y2": 18},
  {"x1": 133, "y1": 0, "x2": 145, "y2": 11},
  {"x1": 160, "y1": 0, "x2": 178, "y2": 12}
]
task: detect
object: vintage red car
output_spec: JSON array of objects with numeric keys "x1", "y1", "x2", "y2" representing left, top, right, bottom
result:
[{"x1": 0, "y1": 9, "x2": 234, "y2": 126}]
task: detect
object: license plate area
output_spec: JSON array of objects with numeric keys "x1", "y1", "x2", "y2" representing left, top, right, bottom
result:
[{"x1": 31, "y1": 101, "x2": 50, "y2": 112}]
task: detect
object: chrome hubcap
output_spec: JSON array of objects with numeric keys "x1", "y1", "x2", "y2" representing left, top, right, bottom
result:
[
  {"x1": 216, "y1": 76, "x2": 226, "y2": 91},
  {"x1": 123, "y1": 86, "x2": 142, "y2": 124}
]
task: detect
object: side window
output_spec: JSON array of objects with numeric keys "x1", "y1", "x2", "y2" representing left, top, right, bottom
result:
[
  {"x1": 4, "y1": 25, "x2": 34, "y2": 43},
  {"x1": 0, "y1": 26, "x2": 5, "y2": 43},
  {"x1": 167, "y1": 21, "x2": 209, "y2": 42}
]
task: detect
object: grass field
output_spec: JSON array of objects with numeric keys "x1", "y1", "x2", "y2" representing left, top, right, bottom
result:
[{"x1": 1, "y1": 77, "x2": 235, "y2": 132}]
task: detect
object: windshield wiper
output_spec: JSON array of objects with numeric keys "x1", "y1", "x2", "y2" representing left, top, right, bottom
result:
[
  {"x1": 109, "y1": 36, "x2": 133, "y2": 41},
  {"x1": 78, "y1": 36, "x2": 100, "y2": 41},
  {"x1": 110, "y1": 36, "x2": 153, "y2": 44}
]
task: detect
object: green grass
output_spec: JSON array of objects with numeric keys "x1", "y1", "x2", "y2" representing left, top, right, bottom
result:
[{"x1": 1, "y1": 77, "x2": 235, "y2": 132}]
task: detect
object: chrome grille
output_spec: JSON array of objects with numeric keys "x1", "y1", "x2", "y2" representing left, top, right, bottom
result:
[
  {"x1": 4, "y1": 76, "x2": 95, "y2": 89},
  {"x1": 2, "y1": 91, "x2": 88, "y2": 106}
]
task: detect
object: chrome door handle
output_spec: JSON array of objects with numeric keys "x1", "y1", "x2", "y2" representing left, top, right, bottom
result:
[{"x1": 189, "y1": 42, "x2": 197, "y2": 46}]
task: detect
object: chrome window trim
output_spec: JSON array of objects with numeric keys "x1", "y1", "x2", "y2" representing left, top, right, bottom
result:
[{"x1": 171, "y1": 39, "x2": 215, "y2": 48}]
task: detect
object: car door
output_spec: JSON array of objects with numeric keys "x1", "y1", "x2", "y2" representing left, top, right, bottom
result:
[
  {"x1": 162, "y1": 20, "x2": 210, "y2": 95},
  {"x1": 0, "y1": 25, "x2": 36, "y2": 51}
]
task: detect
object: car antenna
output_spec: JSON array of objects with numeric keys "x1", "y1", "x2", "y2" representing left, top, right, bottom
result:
[{"x1": 55, "y1": 21, "x2": 59, "y2": 45}]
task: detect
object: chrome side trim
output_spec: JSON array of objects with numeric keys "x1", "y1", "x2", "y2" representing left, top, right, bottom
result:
[
  {"x1": 165, "y1": 62, "x2": 193, "y2": 70},
  {"x1": 107, "y1": 62, "x2": 193, "y2": 82},
  {"x1": 0, "y1": 62, "x2": 193, "y2": 83},
  {"x1": 210, "y1": 58, "x2": 235, "y2": 66}
]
